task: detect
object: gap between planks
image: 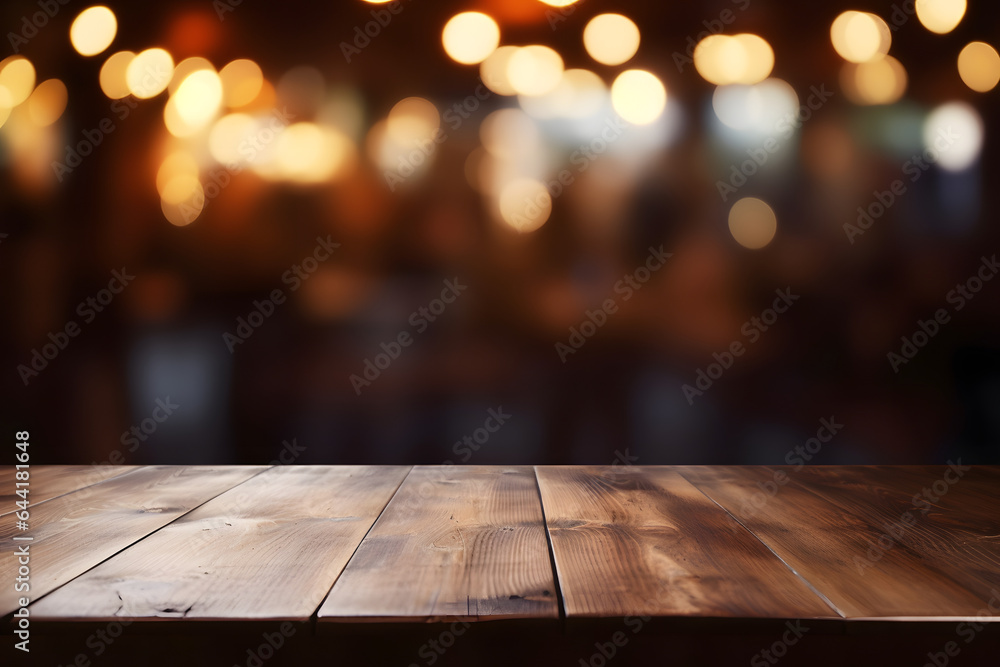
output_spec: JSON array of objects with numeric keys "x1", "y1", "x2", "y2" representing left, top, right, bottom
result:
[{"x1": 676, "y1": 467, "x2": 847, "y2": 619}]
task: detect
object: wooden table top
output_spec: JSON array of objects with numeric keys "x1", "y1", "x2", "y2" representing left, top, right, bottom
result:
[{"x1": 3, "y1": 464, "x2": 999, "y2": 628}]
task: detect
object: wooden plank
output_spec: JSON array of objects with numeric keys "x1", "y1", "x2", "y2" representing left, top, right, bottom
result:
[
  {"x1": 29, "y1": 466, "x2": 410, "y2": 621},
  {"x1": 535, "y1": 466, "x2": 837, "y2": 620},
  {"x1": 777, "y1": 465, "x2": 1000, "y2": 613},
  {"x1": 681, "y1": 466, "x2": 997, "y2": 619},
  {"x1": 318, "y1": 466, "x2": 559, "y2": 622},
  {"x1": 0, "y1": 466, "x2": 264, "y2": 616},
  {"x1": 0, "y1": 465, "x2": 140, "y2": 516}
]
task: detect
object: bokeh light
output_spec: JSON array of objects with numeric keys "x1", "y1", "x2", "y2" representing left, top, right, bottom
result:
[
  {"x1": 519, "y1": 68, "x2": 606, "y2": 120},
  {"x1": 387, "y1": 97, "x2": 440, "y2": 145},
  {"x1": 160, "y1": 173, "x2": 203, "y2": 206},
  {"x1": 713, "y1": 78, "x2": 798, "y2": 134},
  {"x1": 694, "y1": 34, "x2": 774, "y2": 85},
  {"x1": 0, "y1": 90, "x2": 12, "y2": 130},
  {"x1": 508, "y1": 45, "x2": 564, "y2": 96},
  {"x1": 126, "y1": 48, "x2": 174, "y2": 99},
  {"x1": 220, "y1": 59, "x2": 264, "y2": 107},
  {"x1": 924, "y1": 102, "x2": 983, "y2": 172},
  {"x1": 276, "y1": 66, "x2": 325, "y2": 117},
  {"x1": 168, "y1": 57, "x2": 214, "y2": 95},
  {"x1": 480, "y1": 108, "x2": 541, "y2": 160},
  {"x1": 0, "y1": 56, "x2": 36, "y2": 106},
  {"x1": 442, "y1": 12, "x2": 500, "y2": 65},
  {"x1": 830, "y1": 11, "x2": 891, "y2": 63},
  {"x1": 480, "y1": 46, "x2": 520, "y2": 96},
  {"x1": 161, "y1": 187, "x2": 204, "y2": 226},
  {"x1": 499, "y1": 178, "x2": 551, "y2": 233},
  {"x1": 208, "y1": 113, "x2": 256, "y2": 164},
  {"x1": 70, "y1": 6, "x2": 117, "y2": 57},
  {"x1": 156, "y1": 151, "x2": 200, "y2": 197},
  {"x1": 728, "y1": 197, "x2": 778, "y2": 249},
  {"x1": 841, "y1": 55, "x2": 907, "y2": 105},
  {"x1": 583, "y1": 14, "x2": 640, "y2": 66},
  {"x1": 275, "y1": 123, "x2": 354, "y2": 183},
  {"x1": 611, "y1": 69, "x2": 666, "y2": 125},
  {"x1": 99, "y1": 51, "x2": 134, "y2": 99},
  {"x1": 173, "y1": 70, "x2": 223, "y2": 130},
  {"x1": 27, "y1": 79, "x2": 68, "y2": 127},
  {"x1": 915, "y1": 0, "x2": 966, "y2": 34},
  {"x1": 957, "y1": 42, "x2": 1000, "y2": 93},
  {"x1": 158, "y1": 152, "x2": 204, "y2": 226}
]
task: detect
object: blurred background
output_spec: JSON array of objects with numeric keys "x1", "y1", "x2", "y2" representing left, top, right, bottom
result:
[{"x1": 1, "y1": 0, "x2": 998, "y2": 465}]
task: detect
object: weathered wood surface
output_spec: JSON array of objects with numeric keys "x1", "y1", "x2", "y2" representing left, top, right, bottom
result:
[
  {"x1": 680, "y1": 465, "x2": 1000, "y2": 619},
  {"x1": 318, "y1": 466, "x2": 559, "y2": 622},
  {"x1": 0, "y1": 465, "x2": 139, "y2": 516},
  {"x1": 4, "y1": 465, "x2": 998, "y2": 625},
  {"x1": 0, "y1": 466, "x2": 264, "y2": 616},
  {"x1": 535, "y1": 466, "x2": 837, "y2": 619},
  {"x1": 29, "y1": 466, "x2": 411, "y2": 621}
]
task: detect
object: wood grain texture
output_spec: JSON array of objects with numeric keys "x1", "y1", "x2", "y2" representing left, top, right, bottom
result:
[
  {"x1": 318, "y1": 466, "x2": 558, "y2": 622},
  {"x1": 535, "y1": 466, "x2": 837, "y2": 620},
  {"x1": 29, "y1": 466, "x2": 411, "y2": 621},
  {"x1": 778, "y1": 465, "x2": 1000, "y2": 612},
  {"x1": 0, "y1": 465, "x2": 139, "y2": 516},
  {"x1": 0, "y1": 466, "x2": 264, "y2": 616},
  {"x1": 681, "y1": 466, "x2": 1000, "y2": 619}
]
